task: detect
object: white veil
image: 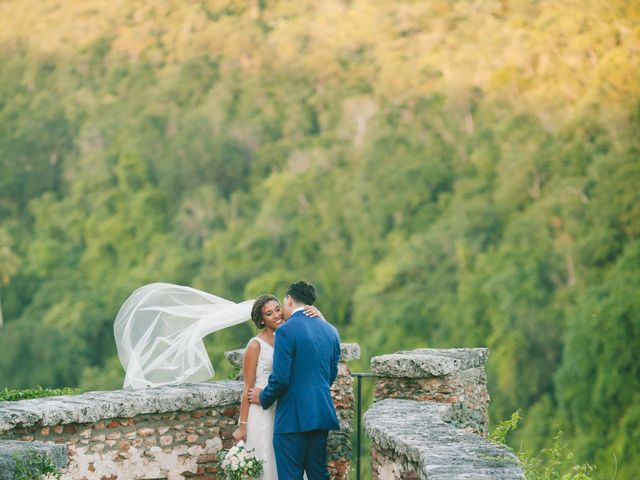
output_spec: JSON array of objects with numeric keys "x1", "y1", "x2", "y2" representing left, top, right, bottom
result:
[{"x1": 114, "y1": 283, "x2": 253, "y2": 389}]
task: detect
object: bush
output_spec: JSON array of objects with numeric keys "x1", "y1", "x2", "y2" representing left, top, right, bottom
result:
[
  {"x1": 0, "y1": 386, "x2": 79, "y2": 402},
  {"x1": 13, "y1": 450, "x2": 61, "y2": 480},
  {"x1": 491, "y1": 412, "x2": 595, "y2": 480}
]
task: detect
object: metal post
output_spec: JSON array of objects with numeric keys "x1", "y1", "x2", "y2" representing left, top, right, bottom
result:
[{"x1": 351, "y1": 372, "x2": 376, "y2": 480}]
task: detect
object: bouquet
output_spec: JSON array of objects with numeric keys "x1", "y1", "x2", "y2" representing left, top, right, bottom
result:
[{"x1": 216, "y1": 441, "x2": 264, "y2": 480}]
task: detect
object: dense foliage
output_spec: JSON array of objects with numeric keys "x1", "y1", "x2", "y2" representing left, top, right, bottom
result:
[{"x1": 0, "y1": 1, "x2": 638, "y2": 478}]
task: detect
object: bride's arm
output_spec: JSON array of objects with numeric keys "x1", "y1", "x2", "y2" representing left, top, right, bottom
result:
[
  {"x1": 233, "y1": 340, "x2": 260, "y2": 443},
  {"x1": 303, "y1": 304, "x2": 324, "y2": 319}
]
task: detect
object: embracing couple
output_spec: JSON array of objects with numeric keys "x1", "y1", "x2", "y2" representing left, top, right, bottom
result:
[{"x1": 233, "y1": 281, "x2": 341, "y2": 480}]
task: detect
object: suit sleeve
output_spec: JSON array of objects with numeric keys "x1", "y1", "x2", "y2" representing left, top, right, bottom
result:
[
  {"x1": 330, "y1": 329, "x2": 340, "y2": 385},
  {"x1": 260, "y1": 327, "x2": 295, "y2": 409}
]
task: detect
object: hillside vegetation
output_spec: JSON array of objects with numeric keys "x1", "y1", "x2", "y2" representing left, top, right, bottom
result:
[{"x1": 0, "y1": 1, "x2": 638, "y2": 477}]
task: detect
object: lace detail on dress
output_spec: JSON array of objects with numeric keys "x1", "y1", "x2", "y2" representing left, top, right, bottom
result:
[
  {"x1": 245, "y1": 336, "x2": 277, "y2": 480},
  {"x1": 251, "y1": 336, "x2": 274, "y2": 389}
]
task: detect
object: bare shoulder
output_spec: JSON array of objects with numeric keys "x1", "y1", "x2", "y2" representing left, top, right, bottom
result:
[{"x1": 244, "y1": 338, "x2": 261, "y2": 358}]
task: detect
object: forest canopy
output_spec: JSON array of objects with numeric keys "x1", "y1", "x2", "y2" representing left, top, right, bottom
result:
[{"x1": 0, "y1": 1, "x2": 638, "y2": 478}]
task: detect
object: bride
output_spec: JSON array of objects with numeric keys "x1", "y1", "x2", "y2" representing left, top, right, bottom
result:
[
  {"x1": 232, "y1": 294, "x2": 321, "y2": 480},
  {"x1": 113, "y1": 283, "x2": 322, "y2": 479}
]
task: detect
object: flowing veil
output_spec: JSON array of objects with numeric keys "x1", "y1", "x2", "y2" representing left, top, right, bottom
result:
[{"x1": 114, "y1": 283, "x2": 253, "y2": 389}]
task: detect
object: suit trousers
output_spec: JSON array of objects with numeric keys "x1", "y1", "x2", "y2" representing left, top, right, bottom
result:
[{"x1": 273, "y1": 429, "x2": 329, "y2": 480}]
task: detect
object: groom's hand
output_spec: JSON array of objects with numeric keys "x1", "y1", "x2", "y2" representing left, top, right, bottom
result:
[{"x1": 248, "y1": 387, "x2": 263, "y2": 405}]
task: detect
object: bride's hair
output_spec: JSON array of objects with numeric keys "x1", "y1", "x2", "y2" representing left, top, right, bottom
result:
[{"x1": 251, "y1": 294, "x2": 280, "y2": 329}]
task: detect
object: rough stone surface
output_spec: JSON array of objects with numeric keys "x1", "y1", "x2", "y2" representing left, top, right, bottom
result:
[
  {"x1": 0, "y1": 440, "x2": 67, "y2": 480},
  {"x1": 339, "y1": 343, "x2": 361, "y2": 362},
  {"x1": 372, "y1": 348, "x2": 490, "y2": 435},
  {"x1": 223, "y1": 348, "x2": 245, "y2": 369},
  {"x1": 328, "y1": 362, "x2": 354, "y2": 479},
  {"x1": 0, "y1": 384, "x2": 242, "y2": 480},
  {"x1": 374, "y1": 367, "x2": 490, "y2": 434},
  {"x1": 371, "y1": 348, "x2": 488, "y2": 378},
  {"x1": 365, "y1": 399, "x2": 524, "y2": 480},
  {"x1": 0, "y1": 382, "x2": 242, "y2": 433},
  {"x1": 225, "y1": 342, "x2": 360, "y2": 368}
]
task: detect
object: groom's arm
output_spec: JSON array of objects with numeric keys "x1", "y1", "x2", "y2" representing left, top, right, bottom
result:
[{"x1": 259, "y1": 327, "x2": 295, "y2": 409}]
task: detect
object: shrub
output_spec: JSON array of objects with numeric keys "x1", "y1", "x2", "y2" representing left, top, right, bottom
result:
[
  {"x1": 491, "y1": 411, "x2": 595, "y2": 480},
  {"x1": 0, "y1": 386, "x2": 79, "y2": 402}
]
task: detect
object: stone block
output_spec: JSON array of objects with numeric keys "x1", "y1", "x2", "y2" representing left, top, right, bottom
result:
[
  {"x1": 371, "y1": 348, "x2": 488, "y2": 378},
  {"x1": 372, "y1": 348, "x2": 491, "y2": 434},
  {"x1": 365, "y1": 399, "x2": 524, "y2": 480},
  {"x1": 225, "y1": 343, "x2": 360, "y2": 369},
  {"x1": 0, "y1": 440, "x2": 67, "y2": 480}
]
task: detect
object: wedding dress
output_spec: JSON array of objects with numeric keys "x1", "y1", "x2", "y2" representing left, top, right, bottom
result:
[
  {"x1": 244, "y1": 336, "x2": 308, "y2": 480},
  {"x1": 112, "y1": 283, "x2": 294, "y2": 479},
  {"x1": 113, "y1": 283, "x2": 253, "y2": 389},
  {"x1": 245, "y1": 336, "x2": 278, "y2": 480}
]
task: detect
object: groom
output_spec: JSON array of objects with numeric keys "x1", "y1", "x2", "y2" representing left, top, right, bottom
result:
[{"x1": 249, "y1": 280, "x2": 341, "y2": 480}]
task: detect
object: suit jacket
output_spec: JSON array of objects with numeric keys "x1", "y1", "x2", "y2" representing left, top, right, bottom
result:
[{"x1": 259, "y1": 310, "x2": 341, "y2": 434}]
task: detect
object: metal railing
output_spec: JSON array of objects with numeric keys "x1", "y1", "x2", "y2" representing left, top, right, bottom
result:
[{"x1": 350, "y1": 372, "x2": 377, "y2": 480}]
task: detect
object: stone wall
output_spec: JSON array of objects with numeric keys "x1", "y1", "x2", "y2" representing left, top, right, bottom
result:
[
  {"x1": 0, "y1": 343, "x2": 359, "y2": 480},
  {"x1": 372, "y1": 348, "x2": 490, "y2": 435},
  {"x1": 366, "y1": 348, "x2": 525, "y2": 480},
  {"x1": 366, "y1": 399, "x2": 524, "y2": 480},
  {"x1": 0, "y1": 383, "x2": 241, "y2": 480}
]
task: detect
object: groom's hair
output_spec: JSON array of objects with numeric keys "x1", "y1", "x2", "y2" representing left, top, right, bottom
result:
[{"x1": 286, "y1": 281, "x2": 316, "y2": 305}]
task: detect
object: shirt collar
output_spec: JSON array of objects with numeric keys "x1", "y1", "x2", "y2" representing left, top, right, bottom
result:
[{"x1": 292, "y1": 306, "x2": 306, "y2": 315}]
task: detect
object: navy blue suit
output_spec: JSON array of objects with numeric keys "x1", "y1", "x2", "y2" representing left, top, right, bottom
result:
[{"x1": 259, "y1": 309, "x2": 341, "y2": 479}]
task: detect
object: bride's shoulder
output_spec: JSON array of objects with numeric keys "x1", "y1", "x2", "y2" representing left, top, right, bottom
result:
[
  {"x1": 243, "y1": 337, "x2": 261, "y2": 362},
  {"x1": 246, "y1": 337, "x2": 262, "y2": 350},
  {"x1": 245, "y1": 337, "x2": 262, "y2": 354}
]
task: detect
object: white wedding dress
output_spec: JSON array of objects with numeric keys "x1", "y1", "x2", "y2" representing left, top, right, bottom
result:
[
  {"x1": 245, "y1": 336, "x2": 278, "y2": 480},
  {"x1": 112, "y1": 283, "x2": 308, "y2": 479}
]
